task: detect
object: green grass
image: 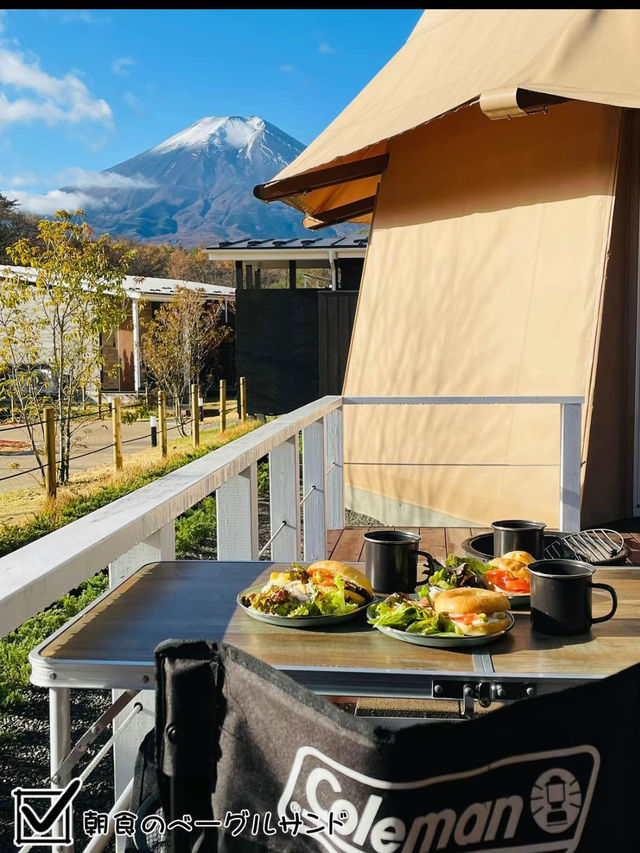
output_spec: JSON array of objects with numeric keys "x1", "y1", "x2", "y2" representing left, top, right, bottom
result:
[
  {"x1": 0, "y1": 573, "x2": 109, "y2": 709},
  {"x1": 0, "y1": 423, "x2": 262, "y2": 712}
]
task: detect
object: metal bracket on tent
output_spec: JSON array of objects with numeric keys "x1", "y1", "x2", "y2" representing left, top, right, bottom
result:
[{"x1": 480, "y1": 88, "x2": 529, "y2": 120}]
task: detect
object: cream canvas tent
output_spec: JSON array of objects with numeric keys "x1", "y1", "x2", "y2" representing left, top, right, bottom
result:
[{"x1": 255, "y1": 9, "x2": 640, "y2": 527}]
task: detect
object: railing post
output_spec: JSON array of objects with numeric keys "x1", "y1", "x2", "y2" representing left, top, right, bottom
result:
[
  {"x1": 216, "y1": 463, "x2": 259, "y2": 559},
  {"x1": 303, "y1": 420, "x2": 326, "y2": 561},
  {"x1": 158, "y1": 391, "x2": 168, "y2": 458},
  {"x1": 560, "y1": 402, "x2": 582, "y2": 533},
  {"x1": 219, "y1": 379, "x2": 227, "y2": 432},
  {"x1": 325, "y1": 406, "x2": 344, "y2": 531},
  {"x1": 240, "y1": 376, "x2": 247, "y2": 422},
  {"x1": 269, "y1": 436, "x2": 301, "y2": 561},
  {"x1": 191, "y1": 383, "x2": 200, "y2": 448},
  {"x1": 44, "y1": 405, "x2": 57, "y2": 500},
  {"x1": 112, "y1": 397, "x2": 123, "y2": 472},
  {"x1": 109, "y1": 522, "x2": 175, "y2": 852}
]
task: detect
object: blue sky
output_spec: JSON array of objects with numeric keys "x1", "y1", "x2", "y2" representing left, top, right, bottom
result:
[{"x1": 0, "y1": 9, "x2": 422, "y2": 212}]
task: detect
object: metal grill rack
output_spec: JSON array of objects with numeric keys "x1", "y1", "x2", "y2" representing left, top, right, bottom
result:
[{"x1": 544, "y1": 529, "x2": 625, "y2": 564}]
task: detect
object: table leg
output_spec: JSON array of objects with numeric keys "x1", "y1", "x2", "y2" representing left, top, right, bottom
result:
[{"x1": 50, "y1": 686, "x2": 73, "y2": 852}]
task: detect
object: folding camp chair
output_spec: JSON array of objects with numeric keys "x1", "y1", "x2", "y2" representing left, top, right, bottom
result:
[{"x1": 128, "y1": 639, "x2": 640, "y2": 852}]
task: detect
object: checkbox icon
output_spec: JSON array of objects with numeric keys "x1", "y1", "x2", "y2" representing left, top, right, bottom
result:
[{"x1": 13, "y1": 778, "x2": 82, "y2": 846}]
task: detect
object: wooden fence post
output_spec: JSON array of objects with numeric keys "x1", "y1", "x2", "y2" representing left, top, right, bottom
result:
[
  {"x1": 159, "y1": 391, "x2": 168, "y2": 458},
  {"x1": 240, "y1": 376, "x2": 247, "y2": 422},
  {"x1": 191, "y1": 383, "x2": 200, "y2": 448},
  {"x1": 44, "y1": 406, "x2": 56, "y2": 500},
  {"x1": 219, "y1": 380, "x2": 227, "y2": 433},
  {"x1": 112, "y1": 397, "x2": 123, "y2": 472}
]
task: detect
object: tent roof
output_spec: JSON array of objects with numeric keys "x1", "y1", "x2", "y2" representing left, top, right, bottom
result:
[{"x1": 255, "y1": 9, "x2": 640, "y2": 221}]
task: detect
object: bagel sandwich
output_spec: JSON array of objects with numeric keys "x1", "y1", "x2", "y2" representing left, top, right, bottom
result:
[
  {"x1": 485, "y1": 557, "x2": 531, "y2": 595},
  {"x1": 434, "y1": 588, "x2": 511, "y2": 636},
  {"x1": 307, "y1": 560, "x2": 374, "y2": 605},
  {"x1": 501, "y1": 550, "x2": 535, "y2": 566}
]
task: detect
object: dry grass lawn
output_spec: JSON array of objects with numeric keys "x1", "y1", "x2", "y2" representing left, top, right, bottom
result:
[{"x1": 0, "y1": 419, "x2": 259, "y2": 528}]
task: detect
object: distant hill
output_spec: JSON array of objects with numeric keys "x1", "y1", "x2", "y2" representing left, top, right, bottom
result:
[{"x1": 64, "y1": 116, "x2": 353, "y2": 247}]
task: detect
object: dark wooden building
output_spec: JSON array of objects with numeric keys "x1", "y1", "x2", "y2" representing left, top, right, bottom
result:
[{"x1": 207, "y1": 237, "x2": 367, "y2": 414}]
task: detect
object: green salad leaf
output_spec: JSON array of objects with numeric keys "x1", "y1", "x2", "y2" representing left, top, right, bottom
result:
[{"x1": 444, "y1": 554, "x2": 489, "y2": 575}]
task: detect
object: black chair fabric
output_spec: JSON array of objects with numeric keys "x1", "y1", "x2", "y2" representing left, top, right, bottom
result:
[{"x1": 128, "y1": 639, "x2": 640, "y2": 852}]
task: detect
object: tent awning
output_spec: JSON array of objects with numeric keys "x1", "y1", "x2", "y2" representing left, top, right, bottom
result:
[{"x1": 254, "y1": 9, "x2": 640, "y2": 223}]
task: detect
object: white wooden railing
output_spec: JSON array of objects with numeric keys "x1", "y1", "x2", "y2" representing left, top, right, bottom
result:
[
  {"x1": 2, "y1": 393, "x2": 582, "y2": 853},
  {"x1": 0, "y1": 393, "x2": 583, "y2": 640}
]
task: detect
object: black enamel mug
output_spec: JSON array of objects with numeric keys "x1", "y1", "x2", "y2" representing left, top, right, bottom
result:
[
  {"x1": 529, "y1": 559, "x2": 617, "y2": 635},
  {"x1": 363, "y1": 530, "x2": 431, "y2": 593},
  {"x1": 491, "y1": 519, "x2": 546, "y2": 559}
]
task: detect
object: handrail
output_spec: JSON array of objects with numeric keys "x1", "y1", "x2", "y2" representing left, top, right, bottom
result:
[
  {"x1": 0, "y1": 395, "x2": 341, "y2": 637},
  {"x1": 343, "y1": 395, "x2": 584, "y2": 405},
  {"x1": 0, "y1": 392, "x2": 582, "y2": 638}
]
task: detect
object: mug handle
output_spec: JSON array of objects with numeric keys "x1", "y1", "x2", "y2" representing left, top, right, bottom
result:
[
  {"x1": 417, "y1": 551, "x2": 436, "y2": 576},
  {"x1": 590, "y1": 582, "x2": 618, "y2": 623}
]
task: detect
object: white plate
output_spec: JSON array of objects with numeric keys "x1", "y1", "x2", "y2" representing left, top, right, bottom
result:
[
  {"x1": 367, "y1": 602, "x2": 515, "y2": 648},
  {"x1": 237, "y1": 586, "x2": 371, "y2": 629}
]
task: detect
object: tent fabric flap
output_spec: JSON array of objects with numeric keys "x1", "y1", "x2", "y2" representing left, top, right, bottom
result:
[{"x1": 257, "y1": 9, "x2": 640, "y2": 215}]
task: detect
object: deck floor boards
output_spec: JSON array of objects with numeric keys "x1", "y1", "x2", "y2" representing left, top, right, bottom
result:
[{"x1": 328, "y1": 527, "x2": 638, "y2": 564}]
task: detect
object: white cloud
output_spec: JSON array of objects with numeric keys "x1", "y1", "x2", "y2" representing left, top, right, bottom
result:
[
  {"x1": 112, "y1": 57, "x2": 135, "y2": 77},
  {"x1": 318, "y1": 43, "x2": 334, "y2": 54},
  {"x1": 6, "y1": 169, "x2": 157, "y2": 215},
  {"x1": 7, "y1": 188, "x2": 97, "y2": 216},
  {"x1": 61, "y1": 10, "x2": 104, "y2": 25},
  {"x1": 58, "y1": 168, "x2": 156, "y2": 190},
  {"x1": 0, "y1": 46, "x2": 112, "y2": 128},
  {"x1": 123, "y1": 90, "x2": 147, "y2": 119},
  {"x1": 280, "y1": 64, "x2": 295, "y2": 73},
  {"x1": 0, "y1": 171, "x2": 39, "y2": 187}
]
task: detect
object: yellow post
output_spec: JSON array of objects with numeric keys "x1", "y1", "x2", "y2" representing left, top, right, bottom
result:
[
  {"x1": 240, "y1": 376, "x2": 247, "y2": 422},
  {"x1": 159, "y1": 390, "x2": 168, "y2": 458},
  {"x1": 44, "y1": 406, "x2": 56, "y2": 500},
  {"x1": 219, "y1": 379, "x2": 227, "y2": 433},
  {"x1": 112, "y1": 397, "x2": 123, "y2": 472},
  {"x1": 191, "y1": 383, "x2": 200, "y2": 448}
]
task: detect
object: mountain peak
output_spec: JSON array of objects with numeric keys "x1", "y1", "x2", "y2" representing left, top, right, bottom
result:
[
  {"x1": 151, "y1": 115, "x2": 267, "y2": 154},
  {"x1": 67, "y1": 114, "x2": 354, "y2": 246}
]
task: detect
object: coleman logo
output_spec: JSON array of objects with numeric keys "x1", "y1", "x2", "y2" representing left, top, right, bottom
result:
[{"x1": 278, "y1": 745, "x2": 599, "y2": 853}]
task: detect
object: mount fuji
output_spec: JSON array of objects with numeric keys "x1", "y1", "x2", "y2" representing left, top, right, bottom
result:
[{"x1": 65, "y1": 116, "x2": 335, "y2": 247}]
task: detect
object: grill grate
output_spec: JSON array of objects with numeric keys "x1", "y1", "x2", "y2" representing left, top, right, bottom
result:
[{"x1": 544, "y1": 528, "x2": 625, "y2": 564}]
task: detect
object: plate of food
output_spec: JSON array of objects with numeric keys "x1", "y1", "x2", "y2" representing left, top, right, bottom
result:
[
  {"x1": 422, "y1": 552, "x2": 532, "y2": 607},
  {"x1": 238, "y1": 560, "x2": 374, "y2": 628},
  {"x1": 367, "y1": 587, "x2": 514, "y2": 647},
  {"x1": 482, "y1": 551, "x2": 533, "y2": 606}
]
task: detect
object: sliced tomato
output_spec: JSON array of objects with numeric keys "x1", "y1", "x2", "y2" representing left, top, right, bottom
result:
[
  {"x1": 451, "y1": 612, "x2": 478, "y2": 624},
  {"x1": 486, "y1": 569, "x2": 529, "y2": 594},
  {"x1": 504, "y1": 578, "x2": 530, "y2": 593}
]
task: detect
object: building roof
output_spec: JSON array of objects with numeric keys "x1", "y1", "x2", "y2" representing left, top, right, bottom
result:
[
  {"x1": 1, "y1": 266, "x2": 235, "y2": 299},
  {"x1": 209, "y1": 236, "x2": 368, "y2": 250},
  {"x1": 206, "y1": 235, "x2": 368, "y2": 266},
  {"x1": 255, "y1": 9, "x2": 640, "y2": 222}
]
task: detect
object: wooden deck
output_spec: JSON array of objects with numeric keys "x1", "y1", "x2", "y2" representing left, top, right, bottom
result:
[{"x1": 327, "y1": 526, "x2": 640, "y2": 563}]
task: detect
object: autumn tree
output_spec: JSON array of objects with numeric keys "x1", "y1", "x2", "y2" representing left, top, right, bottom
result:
[
  {"x1": 0, "y1": 193, "x2": 39, "y2": 263},
  {"x1": 142, "y1": 286, "x2": 233, "y2": 435},
  {"x1": 0, "y1": 210, "x2": 130, "y2": 484}
]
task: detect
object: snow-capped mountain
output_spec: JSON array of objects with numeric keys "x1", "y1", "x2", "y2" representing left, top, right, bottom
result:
[{"x1": 65, "y1": 116, "x2": 328, "y2": 246}]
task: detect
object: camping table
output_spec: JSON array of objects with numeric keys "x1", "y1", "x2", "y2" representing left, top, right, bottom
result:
[
  {"x1": 27, "y1": 561, "x2": 640, "y2": 850},
  {"x1": 31, "y1": 561, "x2": 640, "y2": 699}
]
